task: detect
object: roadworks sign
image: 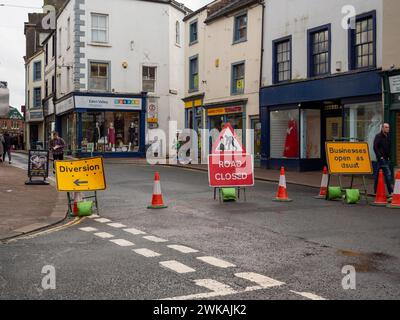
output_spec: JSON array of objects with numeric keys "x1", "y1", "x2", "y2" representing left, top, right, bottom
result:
[
  {"x1": 325, "y1": 142, "x2": 373, "y2": 175},
  {"x1": 55, "y1": 157, "x2": 106, "y2": 191}
]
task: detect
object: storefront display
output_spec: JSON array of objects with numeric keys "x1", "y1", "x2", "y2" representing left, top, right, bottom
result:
[{"x1": 270, "y1": 110, "x2": 299, "y2": 159}]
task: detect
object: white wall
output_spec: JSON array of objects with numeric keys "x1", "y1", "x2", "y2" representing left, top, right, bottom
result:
[{"x1": 262, "y1": 0, "x2": 383, "y2": 86}]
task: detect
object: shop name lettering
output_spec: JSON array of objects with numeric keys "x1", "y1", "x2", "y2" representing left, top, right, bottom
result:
[
  {"x1": 89, "y1": 99, "x2": 109, "y2": 105},
  {"x1": 58, "y1": 164, "x2": 100, "y2": 173},
  {"x1": 329, "y1": 147, "x2": 367, "y2": 169}
]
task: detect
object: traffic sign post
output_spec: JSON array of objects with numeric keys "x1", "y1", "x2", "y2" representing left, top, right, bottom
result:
[
  {"x1": 325, "y1": 141, "x2": 373, "y2": 204},
  {"x1": 208, "y1": 123, "x2": 254, "y2": 201},
  {"x1": 55, "y1": 157, "x2": 107, "y2": 216}
]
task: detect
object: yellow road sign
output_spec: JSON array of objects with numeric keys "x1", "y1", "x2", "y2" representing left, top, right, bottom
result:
[
  {"x1": 55, "y1": 157, "x2": 106, "y2": 191},
  {"x1": 326, "y1": 142, "x2": 373, "y2": 175}
]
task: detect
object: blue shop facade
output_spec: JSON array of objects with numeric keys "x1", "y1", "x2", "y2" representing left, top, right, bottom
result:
[
  {"x1": 54, "y1": 92, "x2": 147, "y2": 158},
  {"x1": 260, "y1": 70, "x2": 383, "y2": 171}
]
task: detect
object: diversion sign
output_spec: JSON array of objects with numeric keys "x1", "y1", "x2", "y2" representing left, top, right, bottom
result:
[
  {"x1": 55, "y1": 157, "x2": 106, "y2": 191},
  {"x1": 326, "y1": 142, "x2": 373, "y2": 175}
]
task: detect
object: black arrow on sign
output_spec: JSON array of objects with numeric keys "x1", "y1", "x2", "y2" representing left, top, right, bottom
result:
[{"x1": 74, "y1": 179, "x2": 88, "y2": 186}]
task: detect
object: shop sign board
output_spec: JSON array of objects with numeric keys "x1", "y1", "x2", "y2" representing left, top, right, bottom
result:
[
  {"x1": 75, "y1": 96, "x2": 142, "y2": 111},
  {"x1": 28, "y1": 150, "x2": 49, "y2": 178},
  {"x1": 207, "y1": 106, "x2": 243, "y2": 116},
  {"x1": 325, "y1": 142, "x2": 373, "y2": 175},
  {"x1": 56, "y1": 96, "x2": 75, "y2": 115},
  {"x1": 389, "y1": 75, "x2": 400, "y2": 94},
  {"x1": 208, "y1": 123, "x2": 254, "y2": 187},
  {"x1": 55, "y1": 157, "x2": 106, "y2": 191}
]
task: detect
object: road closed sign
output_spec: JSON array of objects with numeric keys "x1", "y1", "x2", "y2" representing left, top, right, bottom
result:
[
  {"x1": 326, "y1": 142, "x2": 373, "y2": 175},
  {"x1": 208, "y1": 123, "x2": 254, "y2": 188},
  {"x1": 55, "y1": 157, "x2": 106, "y2": 191}
]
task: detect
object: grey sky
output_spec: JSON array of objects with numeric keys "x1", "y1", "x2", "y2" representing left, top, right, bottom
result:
[{"x1": 0, "y1": 0, "x2": 210, "y2": 111}]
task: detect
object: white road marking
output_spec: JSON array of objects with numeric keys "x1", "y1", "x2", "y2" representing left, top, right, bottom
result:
[
  {"x1": 290, "y1": 290, "x2": 326, "y2": 300},
  {"x1": 94, "y1": 232, "x2": 114, "y2": 239},
  {"x1": 162, "y1": 279, "x2": 236, "y2": 300},
  {"x1": 109, "y1": 239, "x2": 135, "y2": 247},
  {"x1": 88, "y1": 214, "x2": 100, "y2": 219},
  {"x1": 124, "y1": 228, "x2": 146, "y2": 235},
  {"x1": 79, "y1": 227, "x2": 98, "y2": 232},
  {"x1": 133, "y1": 248, "x2": 161, "y2": 258},
  {"x1": 235, "y1": 272, "x2": 285, "y2": 290},
  {"x1": 143, "y1": 236, "x2": 168, "y2": 243},
  {"x1": 197, "y1": 256, "x2": 236, "y2": 268},
  {"x1": 168, "y1": 245, "x2": 198, "y2": 254},
  {"x1": 107, "y1": 223, "x2": 127, "y2": 228},
  {"x1": 159, "y1": 260, "x2": 195, "y2": 274},
  {"x1": 95, "y1": 218, "x2": 111, "y2": 223}
]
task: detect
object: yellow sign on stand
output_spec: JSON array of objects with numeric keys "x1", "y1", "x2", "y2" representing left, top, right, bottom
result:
[
  {"x1": 325, "y1": 142, "x2": 373, "y2": 175},
  {"x1": 55, "y1": 157, "x2": 106, "y2": 191}
]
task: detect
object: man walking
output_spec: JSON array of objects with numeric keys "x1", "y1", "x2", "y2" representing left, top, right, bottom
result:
[
  {"x1": 49, "y1": 131, "x2": 66, "y2": 171},
  {"x1": 373, "y1": 123, "x2": 393, "y2": 195},
  {"x1": 2, "y1": 132, "x2": 12, "y2": 164}
]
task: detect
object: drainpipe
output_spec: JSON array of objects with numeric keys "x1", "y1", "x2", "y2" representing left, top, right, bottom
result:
[{"x1": 259, "y1": 0, "x2": 266, "y2": 166}]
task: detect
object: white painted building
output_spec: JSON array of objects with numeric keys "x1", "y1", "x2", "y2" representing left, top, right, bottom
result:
[
  {"x1": 260, "y1": 0, "x2": 384, "y2": 171},
  {"x1": 53, "y1": 0, "x2": 190, "y2": 157}
]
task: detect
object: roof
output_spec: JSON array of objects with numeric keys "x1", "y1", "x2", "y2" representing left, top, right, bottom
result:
[
  {"x1": 205, "y1": 0, "x2": 262, "y2": 24},
  {"x1": 1, "y1": 107, "x2": 24, "y2": 120}
]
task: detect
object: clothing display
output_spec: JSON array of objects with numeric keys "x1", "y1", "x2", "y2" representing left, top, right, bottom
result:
[
  {"x1": 108, "y1": 126, "x2": 116, "y2": 145},
  {"x1": 283, "y1": 119, "x2": 299, "y2": 158}
]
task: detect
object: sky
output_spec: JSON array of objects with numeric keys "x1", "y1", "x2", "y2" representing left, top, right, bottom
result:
[{"x1": 0, "y1": 0, "x2": 210, "y2": 111}]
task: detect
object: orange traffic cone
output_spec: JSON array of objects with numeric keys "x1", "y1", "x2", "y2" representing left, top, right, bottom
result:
[
  {"x1": 315, "y1": 166, "x2": 329, "y2": 199},
  {"x1": 388, "y1": 171, "x2": 400, "y2": 209},
  {"x1": 273, "y1": 167, "x2": 293, "y2": 202},
  {"x1": 71, "y1": 192, "x2": 83, "y2": 216},
  {"x1": 148, "y1": 172, "x2": 168, "y2": 209},
  {"x1": 371, "y1": 169, "x2": 387, "y2": 206}
]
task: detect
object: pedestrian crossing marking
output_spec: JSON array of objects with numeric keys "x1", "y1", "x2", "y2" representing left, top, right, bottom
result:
[
  {"x1": 107, "y1": 223, "x2": 127, "y2": 228},
  {"x1": 79, "y1": 227, "x2": 98, "y2": 232},
  {"x1": 109, "y1": 239, "x2": 135, "y2": 247},
  {"x1": 95, "y1": 218, "x2": 111, "y2": 223},
  {"x1": 197, "y1": 256, "x2": 236, "y2": 268},
  {"x1": 160, "y1": 260, "x2": 195, "y2": 274},
  {"x1": 124, "y1": 228, "x2": 146, "y2": 235},
  {"x1": 133, "y1": 248, "x2": 161, "y2": 258},
  {"x1": 143, "y1": 236, "x2": 168, "y2": 243},
  {"x1": 168, "y1": 245, "x2": 198, "y2": 254},
  {"x1": 94, "y1": 232, "x2": 114, "y2": 239}
]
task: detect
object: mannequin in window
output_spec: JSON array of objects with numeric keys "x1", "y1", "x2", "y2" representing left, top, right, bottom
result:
[
  {"x1": 108, "y1": 122, "x2": 116, "y2": 151},
  {"x1": 128, "y1": 122, "x2": 136, "y2": 151},
  {"x1": 93, "y1": 121, "x2": 100, "y2": 150}
]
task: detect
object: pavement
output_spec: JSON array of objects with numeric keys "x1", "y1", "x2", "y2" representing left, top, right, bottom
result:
[
  {"x1": 0, "y1": 153, "x2": 68, "y2": 240},
  {"x1": 1, "y1": 161, "x2": 399, "y2": 300}
]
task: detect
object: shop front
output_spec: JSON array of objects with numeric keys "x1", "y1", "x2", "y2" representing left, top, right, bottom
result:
[
  {"x1": 383, "y1": 71, "x2": 400, "y2": 167},
  {"x1": 183, "y1": 94, "x2": 205, "y2": 158},
  {"x1": 55, "y1": 93, "x2": 147, "y2": 158},
  {"x1": 43, "y1": 96, "x2": 56, "y2": 150},
  {"x1": 260, "y1": 70, "x2": 383, "y2": 171}
]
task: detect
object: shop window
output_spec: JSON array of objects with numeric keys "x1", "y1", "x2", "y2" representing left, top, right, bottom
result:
[
  {"x1": 350, "y1": 12, "x2": 376, "y2": 70},
  {"x1": 344, "y1": 101, "x2": 382, "y2": 161},
  {"x1": 270, "y1": 109, "x2": 299, "y2": 158},
  {"x1": 61, "y1": 113, "x2": 76, "y2": 153},
  {"x1": 89, "y1": 62, "x2": 109, "y2": 91},
  {"x1": 300, "y1": 109, "x2": 321, "y2": 159},
  {"x1": 81, "y1": 112, "x2": 140, "y2": 153},
  {"x1": 142, "y1": 66, "x2": 156, "y2": 93},
  {"x1": 234, "y1": 13, "x2": 247, "y2": 43},
  {"x1": 232, "y1": 62, "x2": 245, "y2": 95}
]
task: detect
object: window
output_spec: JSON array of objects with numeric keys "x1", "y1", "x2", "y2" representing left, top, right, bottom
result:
[
  {"x1": 52, "y1": 34, "x2": 56, "y2": 57},
  {"x1": 89, "y1": 62, "x2": 109, "y2": 91},
  {"x1": 234, "y1": 13, "x2": 247, "y2": 43},
  {"x1": 58, "y1": 27, "x2": 62, "y2": 56},
  {"x1": 45, "y1": 80, "x2": 49, "y2": 97},
  {"x1": 67, "y1": 17, "x2": 71, "y2": 49},
  {"x1": 309, "y1": 26, "x2": 330, "y2": 77},
  {"x1": 189, "y1": 20, "x2": 198, "y2": 44},
  {"x1": 33, "y1": 61, "x2": 41, "y2": 81},
  {"x1": 142, "y1": 66, "x2": 156, "y2": 93},
  {"x1": 274, "y1": 37, "x2": 291, "y2": 83},
  {"x1": 350, "y1": 12, "x2": 376, "y2": 69},
  {"x1": 33, "y1": 87, "x2": 42, "y2": 108},
  {"x1": 52, "y1": 75, "x2": 55, "y2": 94},
  {"x1": 189, "y1": 56, "x2": 198, "y2": 92},
  {"x1": 91, "y1": 13, "x2": 108, "y2": 43},
  {"x1": 232, "y1": 62, "x2": 245, "y2": 95},
  {"x1": 176, "y1": 21, "x2": 180, "y2": 45},
  {"x1": 45, "y1": 43, "x2": 49, "y2": 65}
]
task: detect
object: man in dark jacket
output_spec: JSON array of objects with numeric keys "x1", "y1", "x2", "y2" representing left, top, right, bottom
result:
[
  {"x1": 373, "y1": 123, "x2": 393, "y2": 195},
  {"x1": 2, "y1": 132, "x2": 12, "y2": 164}
]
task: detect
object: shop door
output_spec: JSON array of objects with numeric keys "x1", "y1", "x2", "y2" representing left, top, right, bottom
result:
[
  {"x1": 251, "y1": 118, "x2": 261, "y2": 167},
  {"x1": 325, "y1": 117, "x2": 343, "y2": 141},
  {"x1": 29, "y1": 125, "x2": 40, "y2": 150}
]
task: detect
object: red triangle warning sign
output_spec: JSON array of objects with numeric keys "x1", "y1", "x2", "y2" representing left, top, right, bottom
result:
[{"x1": 211, "y1": 123, "x2": 246, "y2": 154}]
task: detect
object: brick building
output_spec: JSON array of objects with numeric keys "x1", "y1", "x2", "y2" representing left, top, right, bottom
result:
[{"x1": 0, "y1": 107, "x2": 25, "y2": 150}]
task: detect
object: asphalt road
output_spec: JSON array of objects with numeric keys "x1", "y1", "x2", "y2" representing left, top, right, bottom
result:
[{"x1": 1, "y1": 155, "x2": 399, "y2": 300}]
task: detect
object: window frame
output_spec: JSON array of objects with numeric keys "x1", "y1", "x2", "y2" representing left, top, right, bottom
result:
[
  {"x1": 231, "y1": 61, "x2": 246, "y2": 95},
  {"x1": 189, "y1": 20, "x2": 198, "y2": 45},
  {"x1": 233, "y1": 12, "x2": 248, "y2": 44},
  {"x1": 189, "y1": 55, "x2": 199, "y2": 93},
  {"x1": 91, "y1": 13, "x2": 109, "y2": 44},
  {"x1": 307, "y1": 24, "x2": 331, "y2": 78},
  {"x1": 142, "y1": 65, "x2": 157, "y2": 93},
  {"x1": 33, "y1": 87, "x2": 42, "y2": 109},
  {"x1": 175, "y1": 21, "x2": 181, "y2": 46},
  {"x1": 272, "y1": 36, "x2": 292, "y2": 84},
  {"x1": 88, "y1": 60, "x2": 111, "y2": 92},
  {"x1": 33, "y1": 61, "x2": 42, "y2": 82},
  {"x1": 348, "y1": 10, "x2": 377, "y2": 71}
]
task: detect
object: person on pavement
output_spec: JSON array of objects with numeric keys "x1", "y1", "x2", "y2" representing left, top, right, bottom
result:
[
  {"x1": 373, "y1": 123, "x2": 393, "y2": 195},
  {"x1": 2, "y1": 132, "x2": 12, "y2": 164},
  {"x1": 0, "y1": 133, "x2": 4, "y2": 163},
  {"x1": 49, "y1": 131, "x2": 66, "y2": 171}
]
